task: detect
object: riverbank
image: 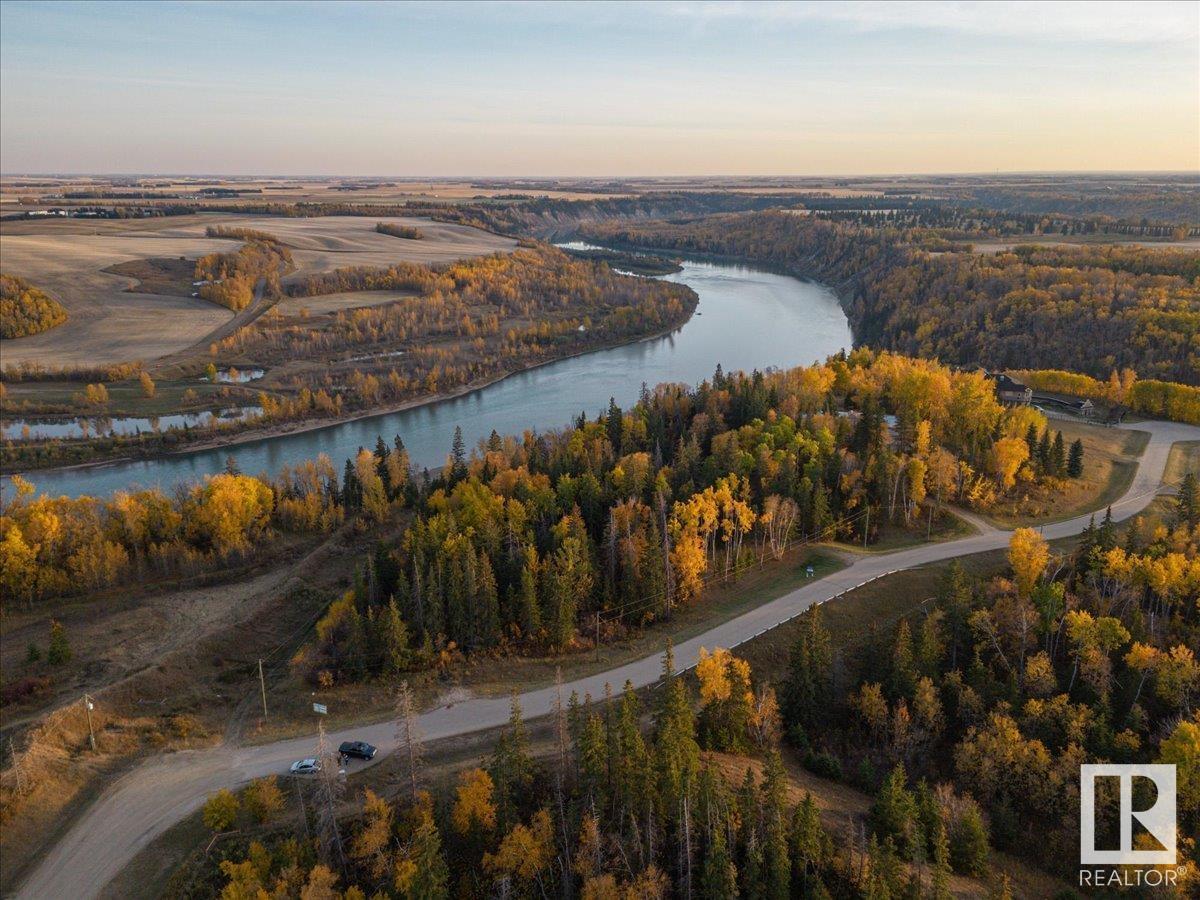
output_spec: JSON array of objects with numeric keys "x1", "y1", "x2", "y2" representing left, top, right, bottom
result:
[
  {"x1": 4, "y1": 300, "x2": 698, "y2": 485},
  {"x1": 9, "y1": 258, "x2": 851, "y2": 498}
]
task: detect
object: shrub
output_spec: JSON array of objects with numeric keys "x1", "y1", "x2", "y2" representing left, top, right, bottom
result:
[
  {"x1": 243, "y1": 776, "x2": 285, "y2": 824},
  {"x1": 202, "y1": 788, "x2": 240, "y2": 831},
  {"x1": 47, "y1": 620, "x2": 71, "y2": 666}
]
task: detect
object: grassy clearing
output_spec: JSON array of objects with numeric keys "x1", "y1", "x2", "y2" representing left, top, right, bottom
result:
[
  {"x1": 3, "y1": 377, "x2": 236, "y2": 417},
  {"x1": 832, "y1": 506, "x2": 976, "y2": 555},
  {"x1": 1164, "y1": 440, "x2": 1200, "y2": 485},
  {"x1": 983, "y1": 420, "x2": 1149, "y2": 527}
]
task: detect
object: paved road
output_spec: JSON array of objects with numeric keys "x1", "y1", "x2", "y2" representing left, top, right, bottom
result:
[{"x1": 17, "y1": 419, "x2": 1197, "y2": 900}]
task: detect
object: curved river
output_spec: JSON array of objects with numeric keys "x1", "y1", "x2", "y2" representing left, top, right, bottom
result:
[{"x1": 15, "y1": 259, "x2": 851, "y2": 498}]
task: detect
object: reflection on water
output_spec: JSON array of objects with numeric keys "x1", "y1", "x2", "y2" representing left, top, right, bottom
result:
[
  {"x1": 202, "y1": 368, "x2": 266, "y2": 384},
  {"x1": 2, "y1": 407, "x2": 263, "y2": 441},
  {"x1": 12, "y1": 259, "x2": 852, "y2": 498}
]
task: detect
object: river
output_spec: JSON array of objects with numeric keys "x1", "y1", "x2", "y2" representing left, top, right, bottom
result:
[{"x1": 12, "y1": 258, "x2": 852, "y2": 498}]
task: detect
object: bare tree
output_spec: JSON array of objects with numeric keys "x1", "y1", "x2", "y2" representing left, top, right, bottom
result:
[
  {"x1": 395, "y1": 680, "x2": 423, "y2": 803},
  {"x1": 314, "y1": 720, "x2": 347, "y2": 870}
]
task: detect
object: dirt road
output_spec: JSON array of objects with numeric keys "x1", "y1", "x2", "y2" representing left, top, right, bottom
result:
[{"x1": 14, "y1": 419, "x2": 1197, "y2": 900}]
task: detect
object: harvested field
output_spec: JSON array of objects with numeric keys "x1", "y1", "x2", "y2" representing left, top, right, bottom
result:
[
  {"x1": 0, "y1": 215, "x2": 514, "y2": 367},
  {"x1": 155, "y1": 215, "x2": 517, "y2": 275},
  {"x1": 272, "y1": 288, "x2": 417, "y2": 316},
  {"x1": 0, "y1": 232, "x2": 239, "y2": 367}
]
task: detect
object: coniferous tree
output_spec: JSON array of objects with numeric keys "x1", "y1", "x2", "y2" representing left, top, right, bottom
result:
[
  {"x1": 1050, "y1": 430, "x2": 1066, "y2": 476},
  {"x1": 1067, "y1": 438, "x2": 1085, "y2": 478},
  {"x1": 450, "y1": 426, "x2": 467, "y2": 483},
  {"x1": 782, "y1": 607, "x2": 833, "y2": 739},
  {"x1": 700, "y1": 829, "x2": 739, "y2": 900},
  {"x1": 1176, "y1": 472, "x2": 1199, "y2": 530}
]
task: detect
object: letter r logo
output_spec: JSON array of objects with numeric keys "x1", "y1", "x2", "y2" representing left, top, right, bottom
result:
[{"x1": 1080, "y1": 764, "x2": 1176, "y2": 865}]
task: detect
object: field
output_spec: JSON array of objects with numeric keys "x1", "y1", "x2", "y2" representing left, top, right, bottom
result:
[
  {"x1": 154, "y1": 215, "x2": 516, "y2": 277},
  {"x1": 272, "y1": 288, "x2": 419, "y2": 316},
  {"x1": 0, "y1": 214, "x2": 515, "y2": 368},
  {"x1": 0, "y1": 231, "x2": 238, "y2": 367}
]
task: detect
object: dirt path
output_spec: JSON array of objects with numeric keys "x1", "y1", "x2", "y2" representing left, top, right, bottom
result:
[{"x1": 13, "y1": 418, "x2": 1198, "y2": 900}]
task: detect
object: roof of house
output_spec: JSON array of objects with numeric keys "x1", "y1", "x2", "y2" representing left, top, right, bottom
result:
[{"x1": 989, "y1": 372, "x2": 1029, "y2": 394}]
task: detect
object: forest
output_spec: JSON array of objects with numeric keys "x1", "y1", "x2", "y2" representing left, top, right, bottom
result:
[
  {"x1": 218, "y1": 246, "x2": 696, "y2": 426},
  {"x1": 182, "y1": 483, "x2": 1199, "y2": 899},
  {"x1": 582, "y1": 212, "x2": 1200, "y2": 385},
  {"x1": 195, "y1": 227, "x2": 294, "y2": 310},
  {"x1": 776, "y1": 487, "x2": 1200, "y2": 879},
  {"x1": 375, "y1": 222, "x2": 424, "y2": 241},
  {"x1": 0, "y1": 456, "x2": 344, "y2": 613},
  {"x1": 290, "y1": 351, "x2": 1086, "y2": 685},
  {"x1": 0, "y1": 273, "x2": 68, "y2": 339}
]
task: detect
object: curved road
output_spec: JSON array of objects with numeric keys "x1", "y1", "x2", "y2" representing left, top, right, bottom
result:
[{"x1": 16, "y1": 419, "x2": 1198, "y2": 899}]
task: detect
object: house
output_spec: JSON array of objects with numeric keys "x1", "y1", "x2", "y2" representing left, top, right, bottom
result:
[{"x1": 987, "y1": 372, "x2": 1032, "y2": 405}]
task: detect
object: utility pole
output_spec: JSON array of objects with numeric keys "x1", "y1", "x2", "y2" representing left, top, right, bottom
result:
[
  {"x1": 258, "y1": 659, "x2": 269, "y2": 718},
  {"x1": 863, "y1": 505, "x2": 870, "y2": 549},
  {"x1": 926, "y1": 503, "x2": 934, "y2": 540},
  {"x1": 83, "y1": 694, "x2": 96, "y2": 751},
  {"x1": 594, "y1": 612, "x2": 601, "y2": 660}
]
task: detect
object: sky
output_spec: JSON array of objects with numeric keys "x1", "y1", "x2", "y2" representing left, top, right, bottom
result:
[{"x1": 1, "y1": 0, "x2": 1197, "y2": 176}]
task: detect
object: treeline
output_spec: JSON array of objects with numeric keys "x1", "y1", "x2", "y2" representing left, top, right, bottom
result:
[
  {"x1": 584, "y1": 211, "x2": 1200, "y2": 385},
  {"x1": 0, "y1": 458, "x2": 345, "y2": 608},
  {"x1": 204, "y1": 225, "x2": 286, "y2": 244},
  {"x1": 285, "y1": 261, "x2": 437, "y2": 298},
  {"x1": 195, "y1": 229, "x2": 293, "y2": 311},
  {"x1": 224, "y1": 246, "x2": 696, "y2": 422},
  {"x1": 294, "y1": 351, "x2": 1081, "y2": 685},
  {"x1": 780, "y1": 495, "x2": 1199, "y2": 878},
  {"x1": 0, "y1": 274, "x2": 68, "y2": 339},
  {"x1": 1013, "y1": 368, "x2": 1200, "y2": 426},
  {"x1": 199, "y1": 647, "x2": 1010, "y2": 898},
  {"x1": 375, "y1": 222, "x2": 424, "y2": 240}
]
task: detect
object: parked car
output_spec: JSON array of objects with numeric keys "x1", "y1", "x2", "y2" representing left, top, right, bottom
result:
[
  {"x1": 289, "y1": 757, "x2": 321, "y2": 775},
  {"x1": 338, "y1": 741, "x2": 377, "y2": 761}
]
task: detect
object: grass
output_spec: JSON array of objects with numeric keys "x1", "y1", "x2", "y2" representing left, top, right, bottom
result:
[
  {"x1": 1163, "y1": 440, "x2": 1200, "y2": 486},
  {"x1": 982, "y1": 419, "x2": 1149, "y2": 527},
  {"x1": 3, "y1": 377, "x2": 235, "y2": 417},
  {"x1": 831, "y1": 506, "x2": 976, "y2": 554}
]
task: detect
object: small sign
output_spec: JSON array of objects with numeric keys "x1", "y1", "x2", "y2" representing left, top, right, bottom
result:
[{"x1": 312, "y1": 703, "x2": 328, "y2": 715}]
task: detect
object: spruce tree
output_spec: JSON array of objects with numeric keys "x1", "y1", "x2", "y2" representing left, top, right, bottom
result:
[
  {"x1": 1067, "y1": 438, "x2": 1084, "y2": 477},
  {"x1": 1176, "y1": 472, "x2": 1199, "y2": 530},
  {"x1": 869, "y1": 764, "x2": 918, "y2": 856},
  {"x1": 1036, "y1": 429, "x2": 1051, "y2": 474},
  {"x1": 931, "y1": 820, "x2": 953, "y2": 900},
  {"x1": 782, "y1": 606, "x2": 833, "y2": 737},
  {"x1": 475, "y1": 551, "x2": 500, "y2": 647},
  {"x1": 700, "y1": 829, "x2": 739, "y2": 900},
  {"x1": 47, "y1": 619, "x2": 71, "y2": 666},
  {"x1": 890, "y1": 619, "x2": 918, "y2": 699},
  {"x1": 1050, "y1": 430, "x2": 1066, "y2": 476},
  {"x1": 449, "y1": 426, "x2": 467, "y2": 482}
]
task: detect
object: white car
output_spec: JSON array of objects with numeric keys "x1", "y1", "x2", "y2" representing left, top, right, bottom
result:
[{"x1": 289, "y1": 758, "x2": 321, "y2": 775}]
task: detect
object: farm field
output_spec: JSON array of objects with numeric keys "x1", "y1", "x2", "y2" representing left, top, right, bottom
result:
[
  {"x1": 0, "y1": 214, "x2": 515, "y2": 368},
  {"x1": 0, "y1": 231, "x2": 238, "y2": 367},
  {"x1": 272, "y1": 287, "x2": 419, "y2": 316},
  {"x1": 155, "y1": 215, "x2": 517, "y2": 275}
]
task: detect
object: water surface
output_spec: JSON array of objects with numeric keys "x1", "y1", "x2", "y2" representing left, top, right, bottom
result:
[{"x1": 11, "y1": 259, "x2": 851, "y2": 498}]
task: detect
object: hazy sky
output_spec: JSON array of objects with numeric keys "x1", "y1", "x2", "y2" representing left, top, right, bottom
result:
[{"x1": 2, "y1": 0, "x2": 1197, "y2": 176}]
